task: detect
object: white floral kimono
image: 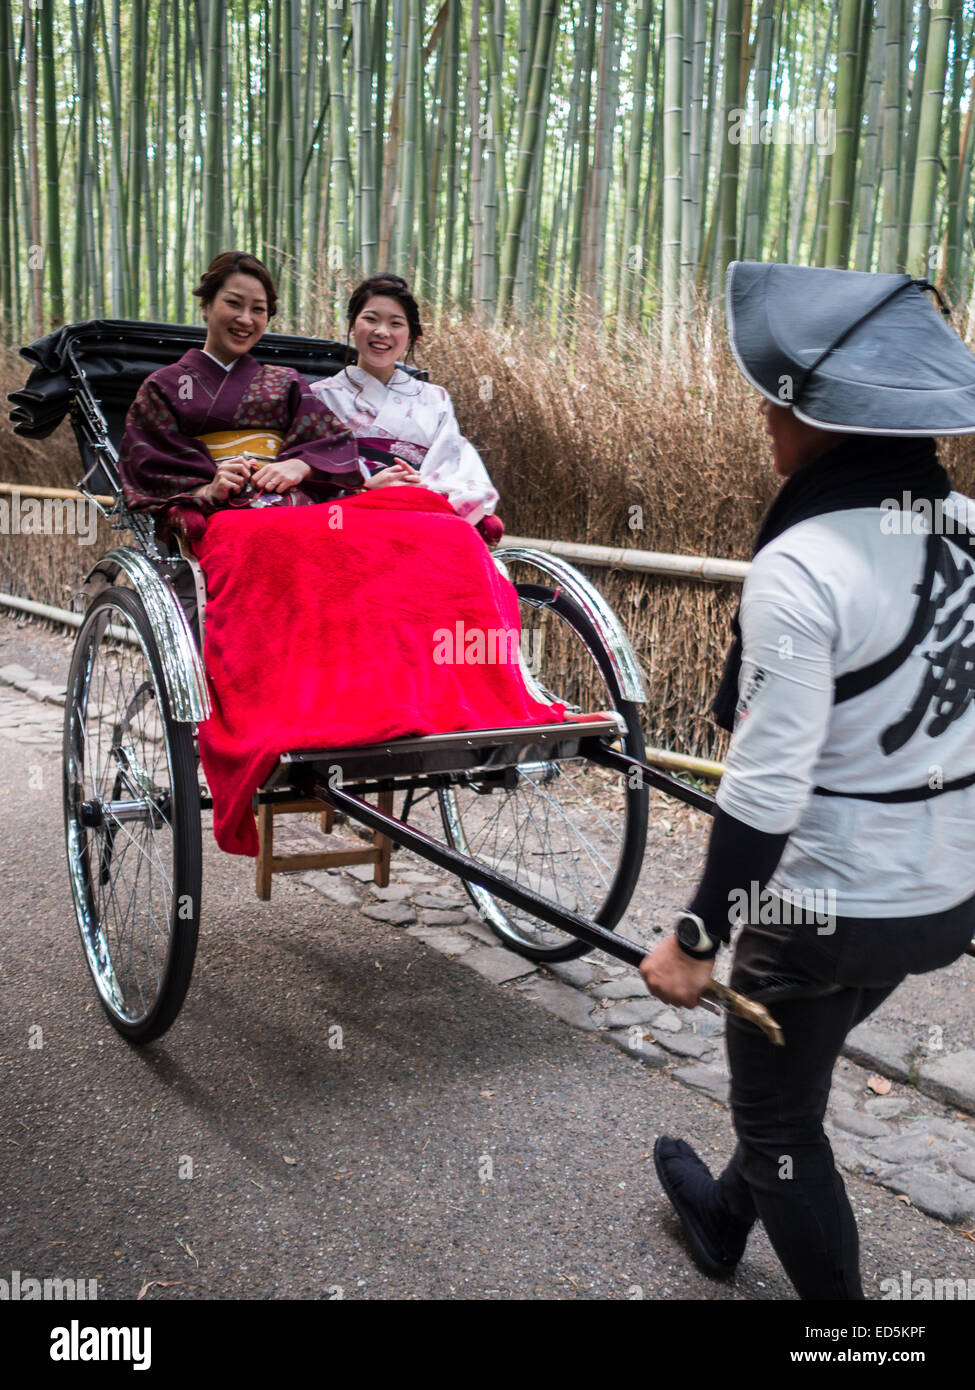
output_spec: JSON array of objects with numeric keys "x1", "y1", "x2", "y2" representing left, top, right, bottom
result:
[{"x1": 311, "y1": 365, "x2": 499, "y2": 526}]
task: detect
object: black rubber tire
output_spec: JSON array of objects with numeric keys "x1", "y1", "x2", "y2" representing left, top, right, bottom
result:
[{"x1": 63, "y1": 586, "x2": 202, "y2": 1043}]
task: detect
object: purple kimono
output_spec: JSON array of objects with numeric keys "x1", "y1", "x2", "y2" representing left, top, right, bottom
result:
[{"x1": 118, "y1": 349, "x2": 361, "y2": 534}]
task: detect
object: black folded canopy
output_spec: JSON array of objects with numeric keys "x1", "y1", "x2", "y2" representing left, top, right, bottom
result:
[
  {"x1": 7, "y1": 319, "x2": 356, "y2": 452},
  {"x1": 726, "y1": 262, "x2": 975, "y2": 436}
]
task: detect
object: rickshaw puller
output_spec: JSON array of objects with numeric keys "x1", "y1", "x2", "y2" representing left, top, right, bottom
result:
[{"x1": 641, "y1": 262, "x2": 975, "y2": 1300}]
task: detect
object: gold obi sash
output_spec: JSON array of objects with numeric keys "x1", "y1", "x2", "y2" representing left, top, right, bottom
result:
[{"x1": 196, "y1": 429, "x2": 284, "y2": 462}]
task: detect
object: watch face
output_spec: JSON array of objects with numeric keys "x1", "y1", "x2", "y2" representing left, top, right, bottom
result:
[
  {"x1": 676, "y1": 915, "x2": 702, "y2": 948},
  {"x1": 676, "y1": 913, "x2": 710, "y2": 954}
]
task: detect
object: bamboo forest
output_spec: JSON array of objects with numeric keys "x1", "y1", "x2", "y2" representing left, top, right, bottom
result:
[{"x1": 1, "y1": 0, "x2": 974, "y2": 345}]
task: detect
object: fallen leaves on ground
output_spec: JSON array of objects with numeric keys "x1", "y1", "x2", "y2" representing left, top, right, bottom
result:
[
  {"x1": 175, "y1": 1236, "x2": 198, "y2": 1266},
  {"x1": 137, "y1": 1280, "x2": 187, "y2": 1300}
]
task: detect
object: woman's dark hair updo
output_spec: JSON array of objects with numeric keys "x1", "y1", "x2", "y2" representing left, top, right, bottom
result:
[
  {"x1": 346, "y1": 273, "x2": 423, "y2": 360},
  {"x1": 192, "y1": 251, "x2": 278, "y2": 317}
]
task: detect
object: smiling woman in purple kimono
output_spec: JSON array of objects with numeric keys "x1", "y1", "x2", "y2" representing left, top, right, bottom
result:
[{"x1": 119, "y1": 251, "x2": 361, "y2": 539}]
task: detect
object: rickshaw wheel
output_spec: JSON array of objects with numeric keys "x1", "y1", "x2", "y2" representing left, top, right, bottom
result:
[
  {"x1": 63, "y1": 586, "x2": 202, "y2": 1043},
  {"x1": 437, "y1": 584, "x2": 649, "y2": 962}
]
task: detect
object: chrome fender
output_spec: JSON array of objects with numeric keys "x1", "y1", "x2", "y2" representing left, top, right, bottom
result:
[
  {"x1": 81, "y1": 547, "x2": 211, "y2": 722},
  {"x1": 494, "y1": 545, "x2": 647, "y2": 703}
]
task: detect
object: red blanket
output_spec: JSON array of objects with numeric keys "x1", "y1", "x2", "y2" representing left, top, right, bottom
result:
[{"x1": 193, "y1": 487, "x2": 564, "y2": 855}]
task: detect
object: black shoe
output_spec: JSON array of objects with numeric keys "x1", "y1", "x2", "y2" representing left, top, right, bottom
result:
[{"x1": 653, "y1": 1136, "x2": 749, "y2": 1279}]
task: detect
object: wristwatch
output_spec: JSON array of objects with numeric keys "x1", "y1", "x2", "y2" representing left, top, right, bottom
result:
[{"x1": 674, "y1": 910, "x2": 720, "y2": 960}]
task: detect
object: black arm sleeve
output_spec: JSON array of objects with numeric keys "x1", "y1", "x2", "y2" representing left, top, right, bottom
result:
[{"x1": 687, "y1": 805, "x2": 790, "y2": 945}]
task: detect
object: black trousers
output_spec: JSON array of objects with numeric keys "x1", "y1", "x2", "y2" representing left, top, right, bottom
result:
[{"x1": 714, "y1": 891, "x2": 975, "y2": 1300}]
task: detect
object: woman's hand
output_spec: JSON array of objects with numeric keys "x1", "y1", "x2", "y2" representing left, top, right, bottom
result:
[
  {"x1": 363, "y1": 460, "x2": 423, "y2": 489},
  {"x1": 250, "y1": 458, "x2": 312, "y2": 493},
  {"x1": 194, "y1": 457, "x2": 253, "y2": 505},
  {"x1": 639, "y1": 934, "x2": 715, "y2": 1009}
]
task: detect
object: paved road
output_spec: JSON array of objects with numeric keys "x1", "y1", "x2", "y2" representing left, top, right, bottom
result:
[{"x1": 2, "y1": 707, "x2": 974, "y2": 1310}]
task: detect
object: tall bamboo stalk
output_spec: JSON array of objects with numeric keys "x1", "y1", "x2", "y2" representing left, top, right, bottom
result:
[
  {"x1": 372, "y1": 0, "x2": 387, "y2": 214},
  {"x1": 677, "y1": 0, "x2": 694, "y2": 315},
  {"x1": 0, "y1": 0, "x2": 11, "y2": 331},
  {"x1": 8, "y1": 3, "x2": 26, "y2": 336},
  {"x1": 773, "y1": 0, "x2": 793, "y2": 261},
  {"x1": 619, "y1": 0, "x2": 653, "y2": 319},
  {"x1": 155, "y1": 1, "x2": 170, "y2": 317},
  {"x1": 906, "y1": 0, "x2": 953, "y2": 276},
  {"x1": 23, "y1": 2, "x2": 42, "y2": 337},
  {"x1": 742, "y1": 0, "x2": 774, "y2": 262},
  {"x1": 647, "y1": 13, "x2": 666, "y2": 293},
  {"x1": 326, "y1": 0, "x2": 352, "y2": 274},
  {"x1": 101, "y1": 0, "x2": 126, "y2": 314},
  {"x1": 141, "y1": 5, "x2": 158, "y2": 317},
  {"x1": 662, "y1": 0, "x2": 684, "y2": 354},
  {"x1": 581, "y1": 0, "x2": 619, "y2": 310},
  {"x1": 394, "y1": 0, "x2": 420, "y2": 276},
  {"x1": 241, "y1": 0, "x2": 256, "y2": 252},
  {"x1": 469, "y1": 0, "x2": 483, "y2": 309},
  {"x1": 441, "y1": 0, "x2": 459, "y2": 303},
  {"x1": 484, "y1": 0, "x2": 507, "y2": 238},
  {"x1": 853, "y1": 5, "x2": 884, "y2": 271},
  {"x1": 72, "y1": 0, "x2": 98, "y2": 321},
  {"x1": 899, "y1": 0, "x2": 930, "y2": 270},
  {"x1": 172, "y1": 0, "x2": 187, "y2": 319},
  {"x1": 567, "y1": 0, "x2": 596, "y2": 293},
  {"x1": 39, "y1": 0, "x2": 62, "y2": 325},
  {"x1": 306, "y1": 13, "x2": 329, "y2": 286},
  {"x1": 496, "y1": 0, "x2": 559, "y2": 316},
  {"x1": 720, "y1": 0, "x2": 744, "y2": 276},
  {"x1": 480, "y1": 8, "x2": 500, "y2": 315},
  {"x1": 952, "y1": 43, "x2": 975, "y2": 308},
  {"x1": 127, "y1": 0, "x2": 148, "y2": 313},
  {"x1": 685, "y1": 0, "x2": 705, "y2": 282},
  {"x1": 825, "y1": 0, "x2": 861, "y2": 267},
  {"x1": 353, "y1": 0, "x2": 376, "y2": 273},
  {"x1": 940, "y1": 0, "x2": 965, "y2": 300},
  {"x1": 878, "y1": 0, "x2": 903, "y2": 271},
  {"x1": 264, "y1": 0, "x2": 282, "y2": 277},
  {"x1": 203, "y1": 0, "x2": 225, "y2": 268},
  {"x1": 280, "y1": 0, "x2": 299, "y2": 313}
]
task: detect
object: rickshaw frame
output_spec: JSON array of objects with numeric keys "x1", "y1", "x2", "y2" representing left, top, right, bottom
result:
[{"x1": 11, "y1": 320, "x2": 721, "y2": 1045}]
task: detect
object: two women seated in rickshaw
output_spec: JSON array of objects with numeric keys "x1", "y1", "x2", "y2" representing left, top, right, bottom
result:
[
  {"x1": 118, "y1": 251, "x2": 501, "y2": 544},
  {"x1": 118, "y1": 251, "x2": 559, "y2": 858}
]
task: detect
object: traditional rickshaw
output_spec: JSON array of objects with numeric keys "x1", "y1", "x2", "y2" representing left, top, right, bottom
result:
[{"x1": 10, "y1": 321, "x2": 770, "y2": 1046}]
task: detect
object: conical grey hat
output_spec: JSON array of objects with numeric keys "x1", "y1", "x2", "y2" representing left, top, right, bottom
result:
[{"x1": 726, "y1": 261, "x2": 975, "y2": 435}]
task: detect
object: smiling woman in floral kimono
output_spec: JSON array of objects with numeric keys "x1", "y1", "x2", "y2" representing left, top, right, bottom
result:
[
  {"x1": 119, "y1": 250, "x2": 362, "y2": 539},
  {"x1": 312, "y1": 273, "x2": 503, "y2": 541}
]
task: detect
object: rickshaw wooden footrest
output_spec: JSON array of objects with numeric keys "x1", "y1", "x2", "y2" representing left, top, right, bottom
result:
[{"x1": 254, "y1": 791, "x2": 393, "y2": 900}]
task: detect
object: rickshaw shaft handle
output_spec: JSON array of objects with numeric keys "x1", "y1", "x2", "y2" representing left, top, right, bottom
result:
[
  {"x1": 321, "y1": 780, "x2": 649, "y2": 966},
  {"x1": 320, "y1": 780, "x2": 785, "y2": 1045}
]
